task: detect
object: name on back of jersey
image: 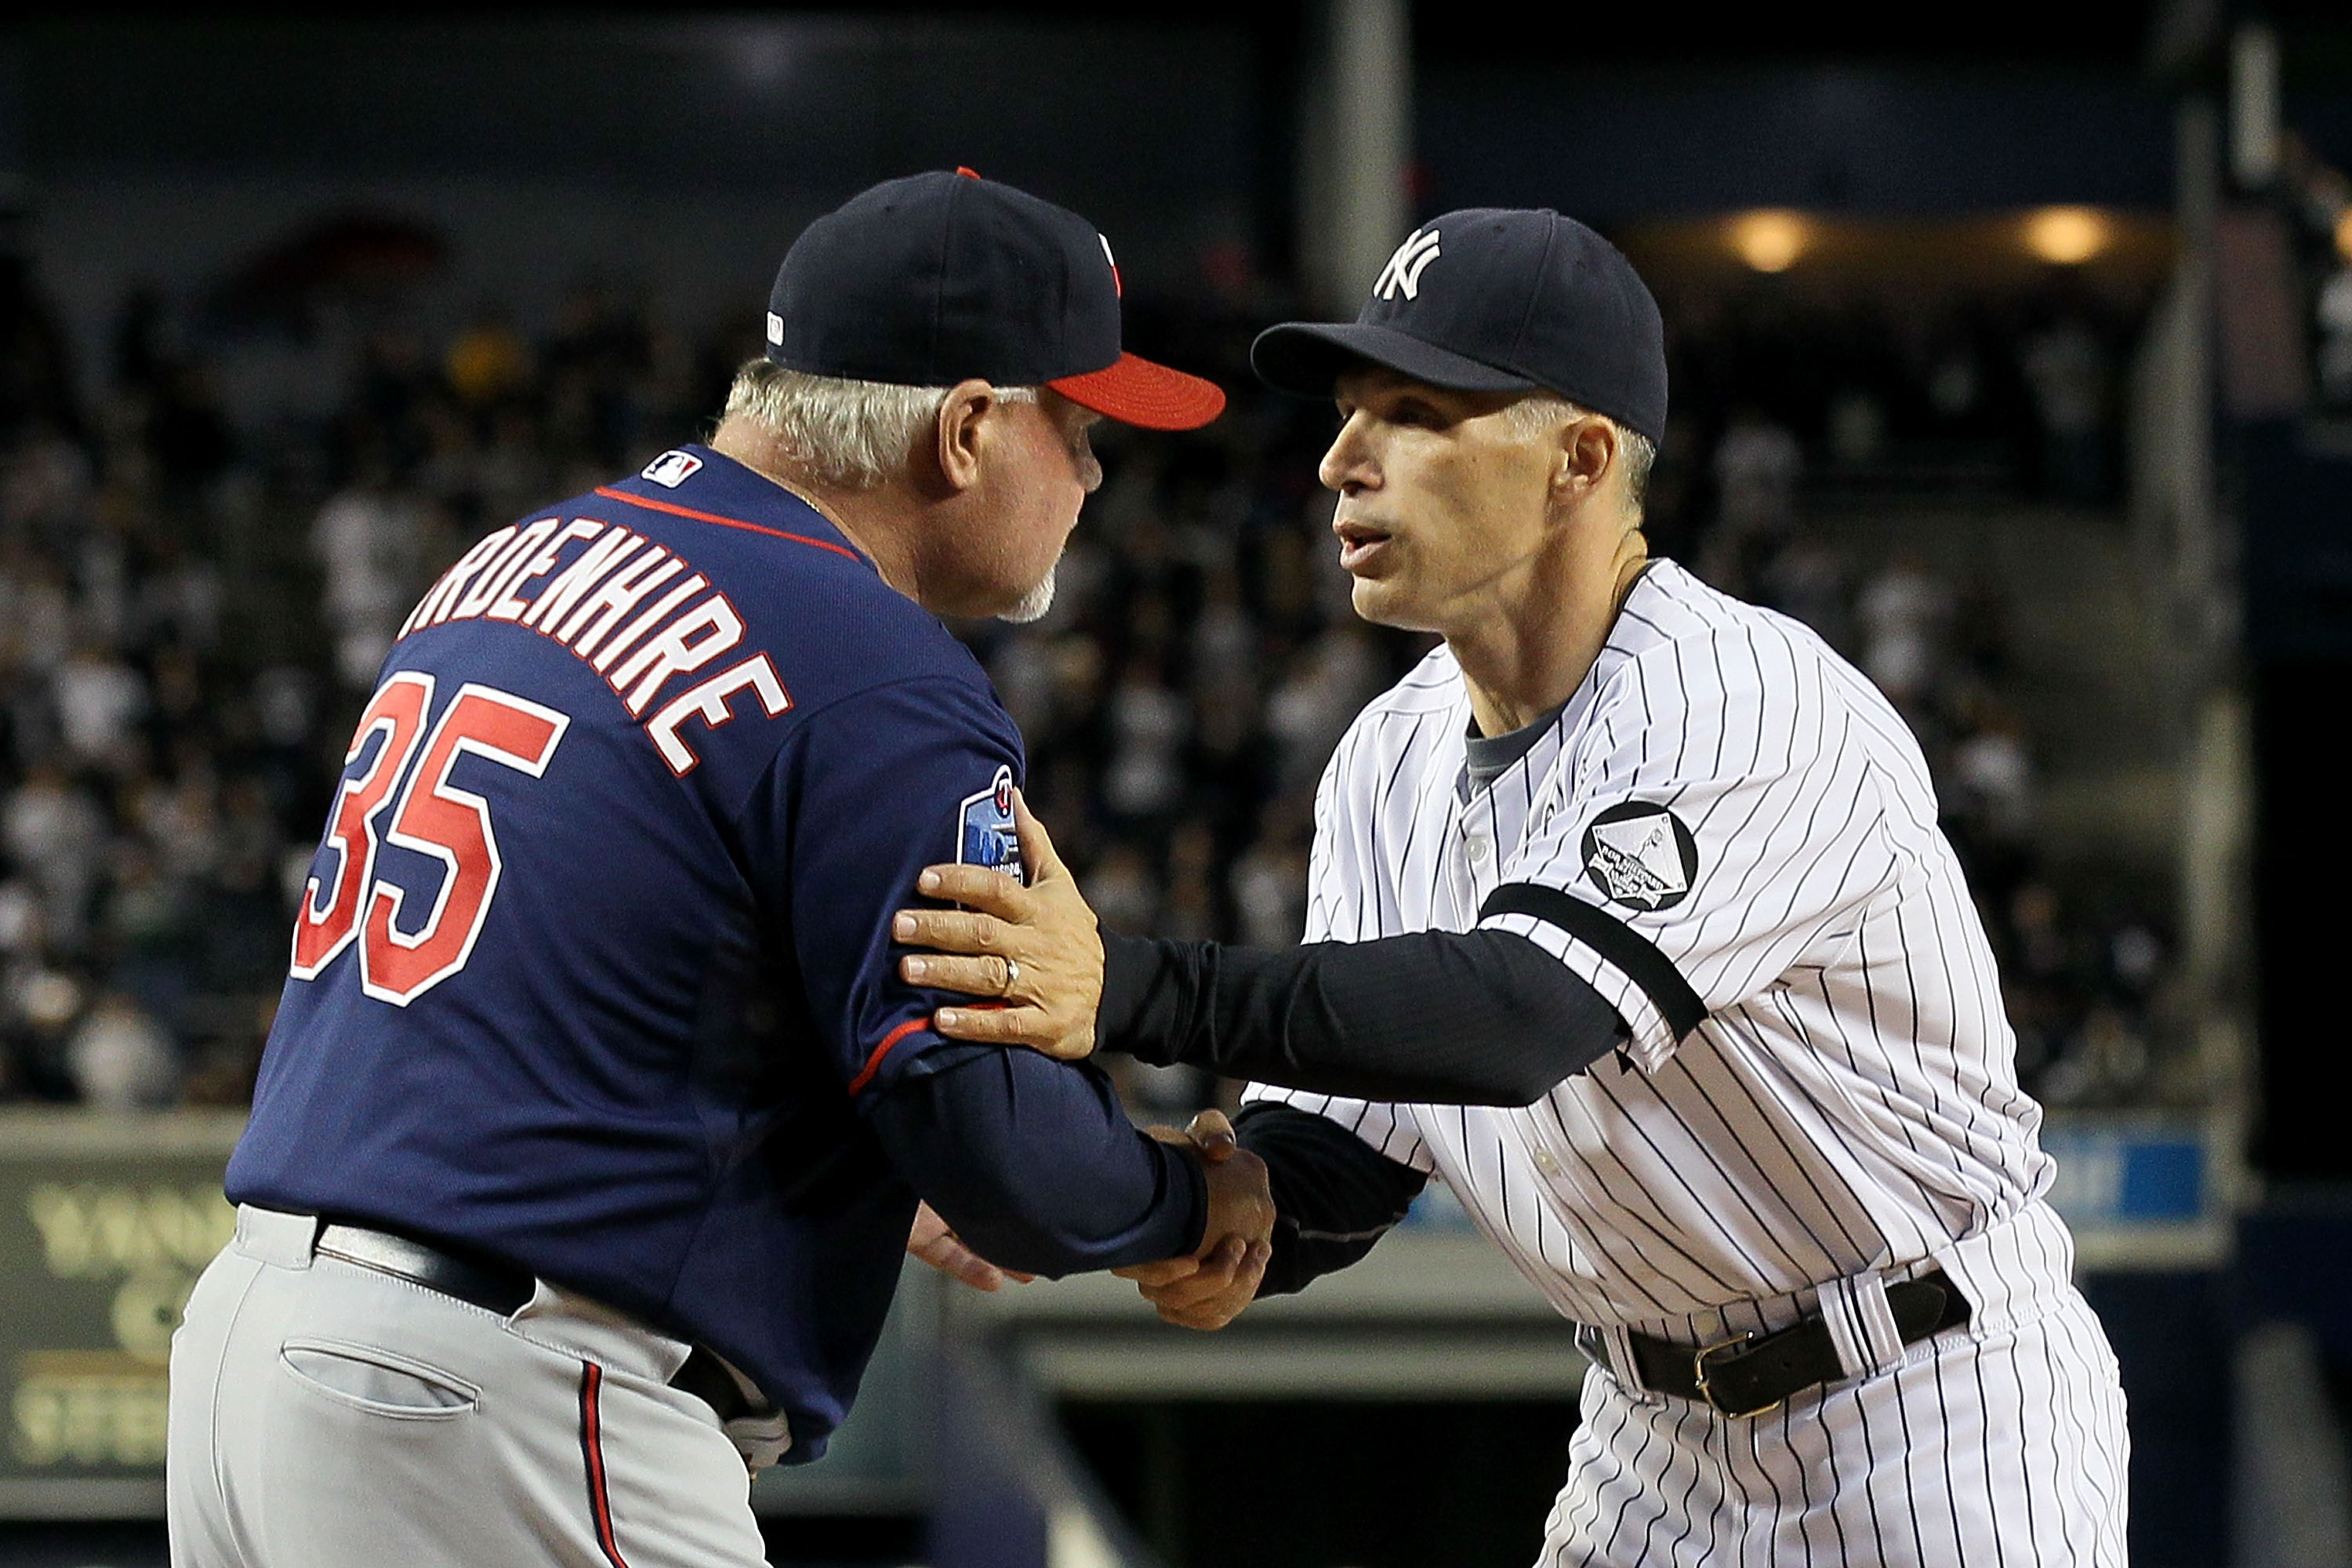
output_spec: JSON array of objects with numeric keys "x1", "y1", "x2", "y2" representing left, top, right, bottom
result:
[{"x1": 392, "y1": 511, "x2": 790, "y2": 776}]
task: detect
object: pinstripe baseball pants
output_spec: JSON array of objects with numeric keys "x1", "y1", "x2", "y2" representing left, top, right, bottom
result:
[{"x1": 1542, "y1": 1211, "x2": 2129, "y2": 1566}]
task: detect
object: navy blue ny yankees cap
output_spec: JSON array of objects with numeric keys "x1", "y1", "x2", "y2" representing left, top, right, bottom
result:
[
  {"x1": 1251, "y1": 208, "x2": 1668, "y2": 445},
  {"x1": 768, "y1": 169, "x2": 1225, "y2": 431}
]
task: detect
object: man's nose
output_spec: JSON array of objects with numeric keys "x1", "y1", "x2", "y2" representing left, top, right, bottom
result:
[{"x1": 1319, "y1": 415, "x2": 1375, "y2": 493}]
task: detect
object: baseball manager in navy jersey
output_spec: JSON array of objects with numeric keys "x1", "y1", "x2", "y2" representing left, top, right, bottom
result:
[
  {"x1": 902, "y1": 209, "x2": 2131, "y2": 1565},
  {"x1": 165, "y1": 171, "x2": 1284, "y2": 1568}
]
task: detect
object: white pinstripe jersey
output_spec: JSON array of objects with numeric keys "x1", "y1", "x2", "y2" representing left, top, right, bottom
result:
[{"x1": 1249, "y1": 560, "x2": 2060, "y2": 1332}]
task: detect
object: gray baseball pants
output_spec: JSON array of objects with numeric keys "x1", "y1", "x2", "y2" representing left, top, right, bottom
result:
[{"x1": 168, "y1": 1204, "x2": 769, "y2": 1567}]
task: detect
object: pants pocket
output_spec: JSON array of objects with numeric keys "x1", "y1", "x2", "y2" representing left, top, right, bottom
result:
[{"x1": 279, "y1": 1338, "x2": 481, "y2": 1420}]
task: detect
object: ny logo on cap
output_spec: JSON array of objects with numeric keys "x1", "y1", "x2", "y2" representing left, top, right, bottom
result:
[{"x1": 1374, "y1": 227, "x2": 1442, "y2": 302}]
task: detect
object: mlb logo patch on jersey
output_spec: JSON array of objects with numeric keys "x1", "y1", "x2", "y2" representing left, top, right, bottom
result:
[
  {"x1": 1582, "y1": 801, "x2": 1697, "y2": 912},
  {"x1": 641, "y1": 450, "x2": 703, "y2": 488},
  {"x1": 957, "y1": 764, "x2": 1024, "y2": 884}
]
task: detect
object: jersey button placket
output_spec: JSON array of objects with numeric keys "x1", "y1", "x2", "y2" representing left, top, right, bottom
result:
[
  {"x1": 1517, "y1": 1119, "x2": 1583, "y2": 1211},
  {"x1": 1458, "y1": 792, "x2": 1501, "y2": 906}
]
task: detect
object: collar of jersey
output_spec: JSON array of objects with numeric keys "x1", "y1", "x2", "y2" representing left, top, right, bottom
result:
[
  {"x1": 1450, "y1": 559, "x2": 1675, "y2": 803},
  {"x1": 600, "y1": 445, "x2": 877, "y2": 574}
]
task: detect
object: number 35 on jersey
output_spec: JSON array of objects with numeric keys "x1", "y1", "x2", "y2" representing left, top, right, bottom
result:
[{"x1": 290, "y1": 674, "x2": 568, "y2": 1005}]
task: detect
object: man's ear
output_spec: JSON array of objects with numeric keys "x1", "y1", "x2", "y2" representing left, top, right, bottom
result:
[
  {"x1": 932, "y1": 379, "x2": 999, "y2": 495},
  {"x1": 1554, "y1": 414, "x2": 1617, "y2": 505}
]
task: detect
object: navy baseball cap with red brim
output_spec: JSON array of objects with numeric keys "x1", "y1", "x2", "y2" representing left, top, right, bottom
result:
[
  {"x1": 1050, "y1": 353, "x2": 1228, "y2": 431},
  {"x1": 1252, "y1": 208, "x2": 1668, "y2": 445},
  {"x1": 770, "y1": 169, "x2": 1225, "y2": 432}
]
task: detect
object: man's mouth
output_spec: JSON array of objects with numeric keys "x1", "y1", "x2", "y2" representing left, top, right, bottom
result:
[{"x1": 1334, "y1": 518, "x2": 1392, "y2": 572}]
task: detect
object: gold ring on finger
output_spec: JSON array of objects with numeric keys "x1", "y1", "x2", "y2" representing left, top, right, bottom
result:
[{"x1": 1004, "y1": 956, "x2": 1022, "y2": 994}]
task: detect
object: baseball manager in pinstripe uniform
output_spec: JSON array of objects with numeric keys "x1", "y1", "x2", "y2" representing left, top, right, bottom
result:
[{"x1": 897, "y1": 208, "x2": 2131, "y2": 1566}]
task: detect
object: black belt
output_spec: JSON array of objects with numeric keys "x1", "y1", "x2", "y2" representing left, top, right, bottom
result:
[
  {"x1": 1616, "y1": 1269, "x2": 1972, "y2": 1418},
  {"x1": 313, "y1": 1221, "x2": 754, "y2": 1423}
]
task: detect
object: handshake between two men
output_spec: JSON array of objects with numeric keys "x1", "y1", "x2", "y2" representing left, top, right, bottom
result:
[{"x1": 895, "y1": 790, "x2": 1278, "y2": 1330}]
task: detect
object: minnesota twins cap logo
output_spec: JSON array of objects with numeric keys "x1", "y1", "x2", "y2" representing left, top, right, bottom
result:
[
  {"x1": 1582, "y1": 801, "x2": 1697, "y2": 912},
  {"x1": 956, "y1": 764, "x2": 1025, "y2": 884},
  {"x1": 1374, "y1": 227, "x2": 1442, "y2": 301}
]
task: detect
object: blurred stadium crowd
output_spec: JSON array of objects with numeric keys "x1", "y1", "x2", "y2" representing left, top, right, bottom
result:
[{"x1": 0, "y1": 232, "x2": 2175, "y2": 1120}]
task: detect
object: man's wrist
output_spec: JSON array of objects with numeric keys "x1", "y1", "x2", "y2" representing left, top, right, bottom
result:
[
  {"x1": 1161, "y1": 1135, "x2": 1211, "y2": 1255},
  {"x1": 1097, "y1": 931, "x2": 1179, "y2": 1064}
]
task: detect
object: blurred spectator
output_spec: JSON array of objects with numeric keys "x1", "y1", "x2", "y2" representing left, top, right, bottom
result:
[
  {"x1": 1102, "y1": 654, "x2": 1189, "y2": 825},
  {"x1": 1714, "y1": 408, "x2": 1803, "y2": 532},
  {"x1": 1700, "y1": 407, "x2": 1800, "y2": 594},
  {"x1": 0, "y1": 539, "x2": 74, "y2": 675},
  {"x1": 1265, "y1": 626, "x2": 1382, "y2": 800},
  {"x1": 2019, "y1": 314, "x2": 2111, "y2": 503},
  {"x1": 53, "y1": 644, "x2": 148, "y2": 772},
  {"x1": 1824, "y1": 387, "x2": 1888, "y2": 469},
  {"x1": 1083, "y1": 843, "x2": 1162, "y2": 937},
  {"x1": 312, "y1": 469, "x2": 428, "y2": 687},
  {"x1": 138, "y1": 533, "x2": 223, "y2": 653},
  {"x1": 2, "y1": 422, "x2": 93, "y2": 541},
  {"x1": 64, "y1": 991, "x2": 178, "y2": 1109},
  {"x1": 1161, "y1": 824, "x2": 1222, "y2": 945},
  {"x1": 1230, "y1": 818, "x2": 1309, "y2": 949},
  {"x1": 4, "y1": 958, "x2": 83, "y2": 1095},
  {"x1": 1755, "y1": 533, "x2": 1849, "y2": 651},
  {"x1": 1951, "y1": 703, "x2": 2036, "y2": 846},
  {"x1": 1855, "y1": 552, "x2": 1953, "y2": 709},
  {"x1": 5, "y1": 761, "x2": 105, "y2": 950}
]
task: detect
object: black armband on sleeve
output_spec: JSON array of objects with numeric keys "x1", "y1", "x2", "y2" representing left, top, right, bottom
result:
[
  {"x1": 1095, "y1": 928, "x2": 1628, "y2": 1106},
  {"x1": 1235, "y1": 1102, "x2": 1429, "y2": 1297}
]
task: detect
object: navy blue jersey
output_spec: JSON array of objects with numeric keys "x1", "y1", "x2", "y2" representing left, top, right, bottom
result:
[{"x1": 229, "y1": 446, "x2": 1196, "y2": 1459}]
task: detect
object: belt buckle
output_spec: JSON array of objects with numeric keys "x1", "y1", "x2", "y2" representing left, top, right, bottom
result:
[{"x1": 1691, "y1": 1331, "x2": 1782, "y2": 1418}]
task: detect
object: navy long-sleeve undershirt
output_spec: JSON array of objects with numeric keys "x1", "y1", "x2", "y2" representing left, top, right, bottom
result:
[{"x1": 863, "y1": 1044, "x2": 1207, "y2": 1279}]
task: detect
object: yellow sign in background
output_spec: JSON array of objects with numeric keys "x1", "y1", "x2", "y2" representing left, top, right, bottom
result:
[{"x1": 0, "y1": 1112, "x2": 241, "y2": 1515}]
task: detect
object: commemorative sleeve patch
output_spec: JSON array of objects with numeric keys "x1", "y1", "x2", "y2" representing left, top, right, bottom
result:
[
  {"x1": 956, "y1": 764, "x2": 1025, "y2": 884},
  {"x1": 1582, "y1": 800, "x2": 1698, "y2": 912}
]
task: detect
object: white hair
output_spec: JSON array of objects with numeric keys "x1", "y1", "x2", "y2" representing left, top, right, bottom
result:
[
  {"x1": 722, "y1": 358, "x2": 1036, "y2": 491},
  {"x1": 1000, "y1": 568, "x2": 1058, "y2": 624},
  {"x1": 1503, "y1": 393, "x2": 1657, "y2": 517}
]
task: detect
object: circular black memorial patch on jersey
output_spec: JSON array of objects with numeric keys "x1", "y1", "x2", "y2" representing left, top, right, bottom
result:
[{"x1": 1581, "y1": 801, "x2": 1700, "y2": 913}]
